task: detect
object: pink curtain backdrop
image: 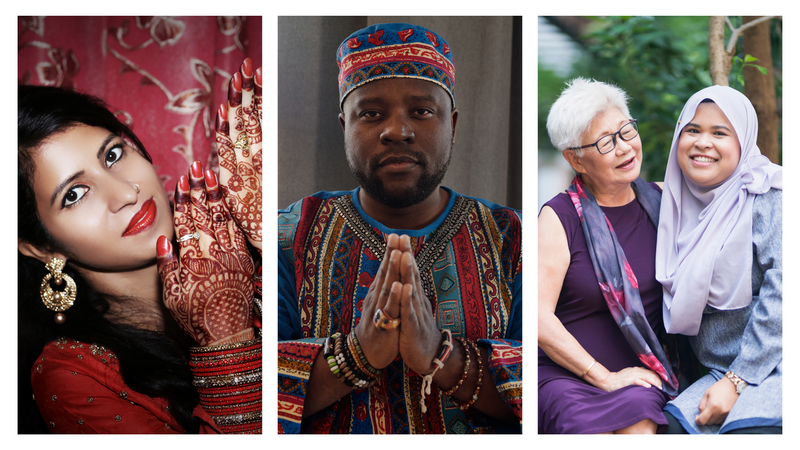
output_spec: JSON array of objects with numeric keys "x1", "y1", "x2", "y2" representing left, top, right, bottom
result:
[{"x1": 18, "y1": 16, "x2": 262, "y2": 201}]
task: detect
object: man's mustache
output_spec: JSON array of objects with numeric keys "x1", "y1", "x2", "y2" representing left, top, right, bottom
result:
[{"x1": 370, "y1": 147, "x2": 427, "y2": 170}]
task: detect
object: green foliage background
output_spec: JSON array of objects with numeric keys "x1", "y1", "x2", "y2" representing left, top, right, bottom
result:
[{"x1": 539, "y1": 16, "x2": 782, "y2": 182}]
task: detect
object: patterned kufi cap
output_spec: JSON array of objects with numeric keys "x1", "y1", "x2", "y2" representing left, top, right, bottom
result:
[{"x1": 336, "y1": 23, "x2": 455, "y2": 111}]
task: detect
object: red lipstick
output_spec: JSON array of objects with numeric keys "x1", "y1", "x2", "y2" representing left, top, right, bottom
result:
[{"x1": 123, "y1": 198, "x2": 156, "y2": 237}]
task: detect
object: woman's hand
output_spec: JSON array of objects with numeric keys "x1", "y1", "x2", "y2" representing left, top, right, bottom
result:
[
  {"x1": 216, "y1": 58, "x2": 262, "y2": 254},
  {"x1": 354, "y1": 234, "x2": 404, "y2": 370},
  {"x1": 156, "y1": 161, "x2": 255, "y2": 346},
  {"x1": 595, "y1": 366, "x2": 663, "y2": 392},
  {"x1": 695, "y1": 377, "x2": 738, "y2": 426}
]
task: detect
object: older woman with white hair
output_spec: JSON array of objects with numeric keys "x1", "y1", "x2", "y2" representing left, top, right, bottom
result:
[{"x1": 538, "y1": 78, "x2": 678, "y2": 434}]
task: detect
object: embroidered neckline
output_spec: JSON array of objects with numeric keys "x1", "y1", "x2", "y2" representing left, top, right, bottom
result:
[{"x1": 333, "y1": 195, "x2": 475, "y2": 297}]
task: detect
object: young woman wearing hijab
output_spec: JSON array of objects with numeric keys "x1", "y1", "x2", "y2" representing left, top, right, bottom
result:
[
  {"x1": 18, "y1": 59, "x2": 263, "y2": 433},
  {"x1": 656, "y1": 85, "x2": 782, "y2": 434}
]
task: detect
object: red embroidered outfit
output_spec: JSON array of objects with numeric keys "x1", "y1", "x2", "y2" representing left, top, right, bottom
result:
[{"x1": 32, "y1": 336, "x2": 261, "y2": 433}]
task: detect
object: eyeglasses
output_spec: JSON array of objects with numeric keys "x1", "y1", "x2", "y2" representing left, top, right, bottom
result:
[{"x1": 569, "y1": 120, "x2": 639, "y2": 155}]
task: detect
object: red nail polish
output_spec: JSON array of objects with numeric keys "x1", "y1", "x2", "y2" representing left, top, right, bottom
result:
[
  {"x1": 205, "y1": 169, "x2": 217, "y2": 188},
  {"x1": 228, "y1": 72, "x2": 242, "y2": 106},
  {"x1": 233, "y1": 72, "x2": 242, "y2": 91},
  {"x1": 216, "y1": 104, "x2": 229, "y2": 134},
  {"x1": 178, "y1": 175, "x2": 189, "y2": 191},
  {"x1": 156, "y1": 235, "x2": 171, "y2": 257},
  {"x1": 255, "y1": 67, "x2": 262, "y2": 96},
  {"x1": 241, "y1": 58, "x2": 253, "y2": 78},
  {"x1": 191, "y1": 161, "x2": 203, "y2": 179}
]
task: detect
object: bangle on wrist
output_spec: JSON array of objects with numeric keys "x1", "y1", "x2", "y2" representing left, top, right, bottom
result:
[
  {"x1": 442, "y1": 336, "x2": 471, "y2": 397},
  {"x1": 420, "y1": 330, "x2": 454, "y2": 413},
  {"x1": 450, "y1": 338, "x2": 483, "y2": 411},
  {"x1": 190, "y1": 337, "x2": 262, "y2": 433},
  {"x1": 581, "y1": 359, "x2": 597, "y2": 378}
]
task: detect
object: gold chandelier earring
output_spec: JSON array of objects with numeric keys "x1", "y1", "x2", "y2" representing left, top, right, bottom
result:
[{"x1": 40, "y1": 257, "x2": 77, "y2": 324}]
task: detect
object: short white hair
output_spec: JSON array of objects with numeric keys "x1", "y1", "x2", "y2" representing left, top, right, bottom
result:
[{"x1": 546, "y1": 78, "x2": 632, "y2": 156}]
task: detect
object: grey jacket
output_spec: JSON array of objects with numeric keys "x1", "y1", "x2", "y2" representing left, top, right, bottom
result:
[{"x1": 665, "y1": 188, "x2": 782, "y2": 434}]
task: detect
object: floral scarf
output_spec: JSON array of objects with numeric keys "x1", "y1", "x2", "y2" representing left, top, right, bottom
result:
[{"x1": 567, "y1": 175, "x2": 679, "y2": 396}]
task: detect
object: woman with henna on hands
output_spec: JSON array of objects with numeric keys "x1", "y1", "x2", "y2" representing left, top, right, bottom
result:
[{"x1": 17, "y1": 58, "x2": 262, "y2": 434}]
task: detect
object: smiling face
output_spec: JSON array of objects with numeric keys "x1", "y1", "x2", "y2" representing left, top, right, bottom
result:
[
  {"x1": 676, "y1": 101, "x2": 742, "y2": 187},
  {"x1": 339, "y1": 77, "x2": 458, "y2": 209},
  {"x1": 29, "y1": 124, "x2": 173, "y2": 271},
  {"x1": 565, "y1": 106, "x2": 642, "y2": 193}
]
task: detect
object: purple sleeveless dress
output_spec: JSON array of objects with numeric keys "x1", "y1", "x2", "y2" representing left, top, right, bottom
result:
[{"x1": 538, "y1": 188, "x2": 669, "y2": 434}]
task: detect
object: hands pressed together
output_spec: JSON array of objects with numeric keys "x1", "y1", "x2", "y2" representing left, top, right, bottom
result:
[
  {"x1": 156, "y1": 58, "x2": 262, "y2": 347},
  {"x1": 355, "y1": 234, "x2": 444, "y2": 376}
]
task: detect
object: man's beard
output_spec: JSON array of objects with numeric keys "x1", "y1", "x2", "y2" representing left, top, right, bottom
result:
[{"x1": 348, "y1": 145, "x2": 451, "y2": 209}]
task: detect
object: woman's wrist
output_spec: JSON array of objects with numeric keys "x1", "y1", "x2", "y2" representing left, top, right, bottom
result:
[
  {"x1": 190, "y1": 335, "x2": 262, "y2": 433},
  {"x1": 206, "y1": 328, "x2": 255, "y2": 346},
  {"x1": 583, "y1": 362, "x2": 612, "y2": 391}
]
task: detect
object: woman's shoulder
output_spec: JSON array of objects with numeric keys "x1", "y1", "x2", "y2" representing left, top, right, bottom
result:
[
  {"x1": 540, "y1": 192, "x2": 580, "y2": 247},
  {"x1": 752, "y1": 188, "x2": 782, "y2": 243},
  {"x1": 31, "y1": 338, "x2": 178, "y2": 433},
  {"x1": 33, "y1": 338, "x2": 120, "y2": 380},
  {"x1": 649, "y1": 181, "x2": 663, "y2": 193},
  {"x1": 540, "y1": 192, "x2": 578, "y2": 231},
  {"x1": 754, "y1": 188, "x2": 782, "y2": 211},
  {"x1": 541, "y1": 191, "x2": 573, "y2": 217}
]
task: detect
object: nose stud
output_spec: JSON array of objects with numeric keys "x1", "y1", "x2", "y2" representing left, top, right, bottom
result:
[{"x1": 132, "y1": 183, "x2": 140, "y2": 194}]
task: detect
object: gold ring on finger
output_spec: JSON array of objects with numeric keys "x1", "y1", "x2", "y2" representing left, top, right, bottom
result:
[
  {"x1": 234, "y1": 133, "x2": 250, "y2": 151},
  {"x1": 373, "y1": 308, "x2": 400, "y2": 331}
]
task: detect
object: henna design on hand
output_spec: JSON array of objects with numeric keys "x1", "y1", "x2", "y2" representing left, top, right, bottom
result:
[
  {"x1": 157, "y1": 161, "x2": 255, "y2": 347},
  {"x1": 216, "y1": 58, "x2": 263, "y2": 253}
]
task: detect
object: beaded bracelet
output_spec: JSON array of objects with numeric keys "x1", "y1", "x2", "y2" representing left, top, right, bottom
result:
[
  {"x1": 324, "y1": 333, "x2": 343, "y2": 379},
  {"x1": 334, "y1": 334, "x2": 356, "y2": 385},
  {"x1": 451, "y1": 339, "x2": 484, "y2": 411},
  {"x1": 442, "y1": 336, "x2": 472, "y2": 397},
  {"x1": 340, "y1": 334, "x2": 374, "y2": 388},
  {"x1": 349, "y1": 331, "x2": 381, "y2": 376},
  {"x1": 345, "y1": 337, "x2": 379, "y2": 386},
  {"x1": 327, "y1": 332, "x2": 373, "y2": 389},
  {"x1": 336, "y1": 334, "x2": 367, "y2": 388}
]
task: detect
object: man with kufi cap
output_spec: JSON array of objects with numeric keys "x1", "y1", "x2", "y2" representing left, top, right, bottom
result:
[{"x1": 278, "y1": 23, "x2": 522, "y2": 434}]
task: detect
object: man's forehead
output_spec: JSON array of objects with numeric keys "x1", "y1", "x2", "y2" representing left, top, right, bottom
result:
[{"x1": 344, "y1": 78, "x2": 450, "y2": 110}]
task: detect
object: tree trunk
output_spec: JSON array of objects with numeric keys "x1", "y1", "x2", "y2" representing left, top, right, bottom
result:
[
  {"x1": 709, "y1": 17, "x2": 731, "y2": 86},
  {"x1": 742, "y1": 16, "x2": 779, "y2": 164}
]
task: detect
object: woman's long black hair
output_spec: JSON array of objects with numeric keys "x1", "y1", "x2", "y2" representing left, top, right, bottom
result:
[{"x1": 18, "y1": 85, "x2": 199, "y2": 433}]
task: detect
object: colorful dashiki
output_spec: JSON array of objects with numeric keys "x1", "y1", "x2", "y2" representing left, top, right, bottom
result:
[{"x1": 278, "y1": 187, "x2": 522, "y2": 433}]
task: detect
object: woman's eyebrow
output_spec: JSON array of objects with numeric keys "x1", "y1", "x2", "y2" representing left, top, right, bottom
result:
[
  {"x1": 49, "y1": 133, "x2": 117, "y2": 206},
  {"x1": 711, "y1": 125, "x2": 733, "y2": 132},
  {"x1": 96, "y1": 133, "x2": 119, "y2": 159},
  {"x1": 684, "y1": 122, "x2": 733, "y2": 132},
  {"x1": 50, "y1": 171, "x2": 84, "y2": 207}
]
